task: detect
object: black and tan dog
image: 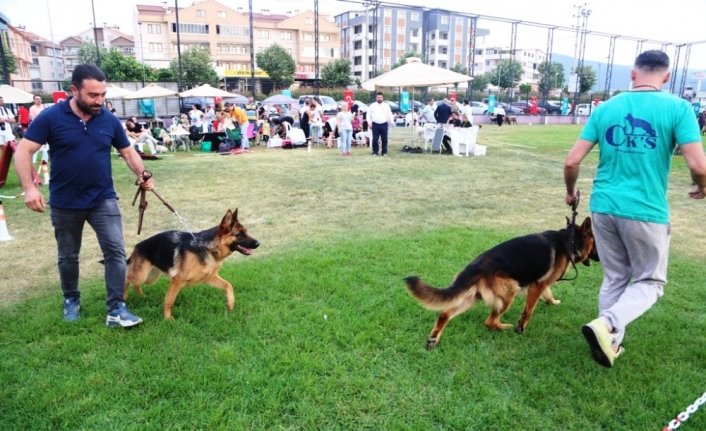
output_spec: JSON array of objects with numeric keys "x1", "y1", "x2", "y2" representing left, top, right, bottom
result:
[
  {"x1": 405, "y1": 217, "x2": 598, "y2": 350},
  {"x1": 124, "y1": 209, "x2": 259, "y2": 320},
  {"x1": 504, "y1": 115, "x2": 518, "y2": 125}
]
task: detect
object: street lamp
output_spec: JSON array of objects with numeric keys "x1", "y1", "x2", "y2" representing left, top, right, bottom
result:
[{"x1": 138, "y1": 22, "x2": 146, "y2": 86}]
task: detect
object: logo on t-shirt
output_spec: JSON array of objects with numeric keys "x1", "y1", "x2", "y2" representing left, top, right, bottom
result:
[{"x1": 605, "y1": 113, "x2": 657, "y2": 150}]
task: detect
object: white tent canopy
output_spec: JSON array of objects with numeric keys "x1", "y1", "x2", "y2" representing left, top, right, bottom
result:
[
  {"x1": 178, "y1": 84, "x2": 242, "y2": 98},
  {"x1": 105, "y1": 84, "x2": 136, "y2": 99},
  {"x1": 361, "y1": 57, "x2": 472, "y2": 91},
  {"x1": 0, "y1": 85, "x2": 35, "y2": 103},
  {"x1": 123, "y1": 83, "x2": 179, "y2": 100}
]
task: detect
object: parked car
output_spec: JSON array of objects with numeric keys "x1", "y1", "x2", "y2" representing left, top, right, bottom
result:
[
  {"x1": 336, "y1": 100, "x2": 369, "y2": 113},
  {"x1": 536, "y1": 100, "x2": 562, "y2": 115},
  {"x1": 385, "y1": 100, "x2": 400, "y2": 113},
  {"x1": 510, "y1": 101, "x2": 547, "y2": 115},
  {"x1": 435, "y1": 100, "x2": 488, "y2": 115},
  {"x1": 180, "y1": 97, "x2": 214, "y2": 115},
  {"x1": 392, "y1": 100, "x2": 423, "y2": 113},
  {"x1": 576, "y1": 103, "x2": 592, "y2": 116},
  {"x1": 495, "y1": 102, "x2": 523, "y2": 116},
  {"x1": 298, "y1": 95, "x2": 338, "y2": 116}
]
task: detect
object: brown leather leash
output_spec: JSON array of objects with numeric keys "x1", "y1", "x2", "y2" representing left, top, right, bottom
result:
[
  {"x1": 558, "y1": 189, "x2": 581, "y2": 282},
  {"x1": 131, "y1": 170, "x2": 177, "y2": 235}
]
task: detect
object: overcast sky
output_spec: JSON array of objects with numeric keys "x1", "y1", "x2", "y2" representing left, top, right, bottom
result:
[{"x1": 4, "y1": 0, "x2": 706, "y2": 69}]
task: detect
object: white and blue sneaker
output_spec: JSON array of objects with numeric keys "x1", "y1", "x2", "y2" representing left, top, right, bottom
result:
[
  {"x1": 63, "y1": 298, "x2": 81, "y2": 322},
  {"x1": 106, "y1": 302, "x2": 143, "y2": 328}
]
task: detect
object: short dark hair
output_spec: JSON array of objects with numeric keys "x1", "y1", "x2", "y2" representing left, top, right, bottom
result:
[
  {"x1": 376, "y1": 92, "x2": 383, "y2": 96},
  {"x1": 635, "y1": 50, "x2": 670, "y2": 72},
  {"x1": 463, "y1": 99, "x2": 469, "y2": 104},
  {"x1": 71, "y1": 64, "x2": 106, "y2": 90}
]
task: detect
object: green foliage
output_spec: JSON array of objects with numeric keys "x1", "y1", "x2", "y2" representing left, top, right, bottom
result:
[
  {"x1": 391, "y1": 50, "x2": 425, "y2": 69},
  {"x1": 152, "y1": 68, "x2": 176, "y2": 82},
  {"x1": 170, "y1": 46, "x2": 218, "y2": 89},
  {"x1": 488, "y1": 59, "x2": 524, "y2": 90},
  {"x1": 470, "y1": 73, "x2": 490, "y2": 92},
  {"x1": 100, "y1": 49, "x2": 151, "y2": 82},
  {"x1": 320, "y1": 59, "x2": 352, "y2": 89},
  {"x1": 77, "y1": 41, "x2": 106, "y2": 66},
  {"x1": 576, "y1": 65, "x2": 597, "y2": 95},
  {"x1": 538, "y1": 61, "x2": 566, "y2": 94},
  {"x1": 255, "y1": 44, "x2": 296, "y2": 90},
  {"x1": 61, "y1": 77, "x2": 72, "y2": 92},
  {"x1": 450, "y1": 63, "x2": 467, "y2": 75},
  {"x1": 0, "y1": 35, "x2": 18, "y2": 83},
  {"x1": 519, "y1": 83, "x2": 532, "y2": 94},
  {"x1": 354, "y1": 77, "x2": 362, "y2": 89}
]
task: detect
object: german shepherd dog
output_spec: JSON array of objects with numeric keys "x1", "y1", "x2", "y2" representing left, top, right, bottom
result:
[
  {"x1": 404, "y1": 217, "x2": 598, "y2": 350},
  {"x1": 505, "y1": 115, "x2": 518, "y2": 125},
  {"x1": 124, "y1": 209, "x2": 260, "y2": 320}
]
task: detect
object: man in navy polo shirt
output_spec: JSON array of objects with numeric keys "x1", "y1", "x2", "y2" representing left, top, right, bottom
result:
[{"x1": 15, "y1": 64, "x2": 155, "y2": 328}]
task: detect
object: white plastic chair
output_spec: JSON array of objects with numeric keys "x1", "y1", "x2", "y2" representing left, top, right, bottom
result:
[{"x1": 458, "y1": 126, "x2": 480, "y2": 157}]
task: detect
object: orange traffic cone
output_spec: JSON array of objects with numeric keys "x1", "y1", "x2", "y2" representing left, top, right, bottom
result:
[
  {"x1": 41, "y1": 160, "x2": 50, "y2": 185},
  {"x1": 0, "y1": 200, "x2": 13, "y2": 242}
]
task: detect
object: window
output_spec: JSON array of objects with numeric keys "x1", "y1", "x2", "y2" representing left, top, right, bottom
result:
[
  {"x1": 149, "y1": 42, "x2": 162, "y2": 52},
  {"x1": 410, "y1": 43, "x2": 417, "y2": 51},
  {"x1": 440, "y1": 47, "x2": 447, "y2": 54},
  {"x1": 354, "y1": 56, "x2": 362, "y2": 65},
  {"x1": 123, "y1": 47, "x2": 134, "y2": 54},
  {"x1": 368, "y1": 24, "x2": 374, "y2": 33},
  {"x1": 220, "y1": 25, "x2": 249, "y2": 37},
  {"x1": 306, "y1": 18, "x2": 313, "y2": 25},
  {"x1": 354, "y1": 41, "x2": 362, "y2": 50},
  {"x1": 196, "y1": 10, "x2": 206, "y2": 17},
  {"x1": 354, "y1": 24, "x2": 362, "y2": 34},
  {"x1": 412, "y1": 29, "x2": 418, "y2": 37},
  {"x1": 148, "y1": 24, "x2": 161, "y2": 34},
  {"x1": 441, "y1": 33, "x2": 448, "y2": 40},
  {"x1": 30, "y1": 45, "x2": 38, "y2": 54},
  {"x1": 456, "y1": 17, "x2": 463, "y2": 25},
  {"x1": 281, "y1": 31, "x2": 292, "y2": 40},
  {"x1": 47, "y1": 47, "x2": 54, "y2": 56},
  {"x1": 398, "y1": 11, "x2": 406, "y2": 20},
  {"x1": 303, "y1": 33, "x2": 314, "y2": 41},
  {"x1": 324, "y1": 34, "x2": 331, "y2": 42},
  {"x1": 32, "y1": 58, "x2": 39, "y2": 66},
  {"x1": 383, "y1": 42, "x2": 390, "y2": 49},
  {"x1": 397, "y1": 43, "x2": 404, "y2": 50},
  {"x1": 171, "y1": 23, "x2": 208, "y2": 35},
  {"x1": 456, "y1": 32, "x2": 461, "y2": 40},
  {"x1": 440, "y1": 16, "x2": 449, "y2": 25},
  {"x1": 383, "y1": 57, "x2": 389, "y2": 65},
  {"x1": 411, "y1": 12, "x2": 419, "y2": 21},
  {"x1": 439, "y1": 61, "x2": 447, "y2": 68},
  {"x1": 32, "y1": 81, "x2": 43, "y2": 90},
  {"x1": 384, "y1": 26, "x2": 390, "y2": 34},
  {"x1": 218, "y1": 11, "x2": 226, "y2": 19},
  {"x1": 258, "y1": 30, "x2": 269, "y2": 39},
  {"x1": 384, "y1": 9, "x2": 391, "y2": 17},
  {"x1": 397, "y1": 26, "x2": 404, "y2": 34}
]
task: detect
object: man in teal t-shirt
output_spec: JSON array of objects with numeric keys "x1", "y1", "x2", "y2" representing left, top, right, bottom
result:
[{"x1": 564, "y1": 50, "x2": 706, "y2": 368}]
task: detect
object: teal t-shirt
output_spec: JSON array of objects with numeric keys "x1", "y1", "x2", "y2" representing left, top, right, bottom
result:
[{"x1": 579, "y1": 91, "x2": 701, "y2": 224}]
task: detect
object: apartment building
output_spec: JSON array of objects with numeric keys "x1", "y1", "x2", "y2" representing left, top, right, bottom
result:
[
  {"x1": 134, "y1": 0, "x2": 340, "y2": 92},
  {"x1": 335, "y1": 7, "x2": 489, "y2": 80},
  {"x1": 473, "y1": 47, "x2": 548, "y2": 89},
  {"x1": 14, "y1": 29, "x2": 65, "y2": 92},
  {"x1": 60, "y1": 26, "x2": 135, "y2": 75},
  {"x1": 0, "y1": 17, "x2": 33, "y2": 92}
]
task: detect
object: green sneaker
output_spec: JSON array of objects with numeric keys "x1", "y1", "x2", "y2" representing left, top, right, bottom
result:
[{"x1": 581, "y1": 318, "x2": 619, "y2": 368}]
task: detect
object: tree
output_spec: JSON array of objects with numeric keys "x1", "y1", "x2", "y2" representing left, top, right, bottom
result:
[
  {"x1": 255, "y1": 44, "x2": 295, "y2": 90},
  {"x1": 171, "y1": 46, "x2": 218, "y2": 89},
  {"x1": 0, "y1": 36, "x2": 18, "y2": 84},
  {"x1": 488, "y1": 59, "x2": 524, "y2": 91},
  {"x1": 61, "y1": 77, "x2": 72, "y2": 92},
  {"x1": 392, "y1": 50, "x2": 425, "y2": 69},
  {"x1": 519, "y1": 83, "x2": 532, "y2": 94},
  {"x1": 576, "y1": 65, "x2": 597, "y2": 96},
  {"x1": 470, "y1": 73, "x2": 490, "y2": 93},
  {"x1": 77, "y1": 41, "x2": 106, "y2": 66},
  {"x1": 152, "y1": 68, "x2": 176, "y2": 82},
  {"x1": 101, "y1": 49, "x2": 151, "y2": 82},
  {"x1": 450, "y1": 63, "x2": 469, "y2": 93},
  {"x1": 538, "y1": 61, "x2": 565, "y2": 94},
  {"x1": 321, "y1": 59, "x2": 352, "y2": 89}
]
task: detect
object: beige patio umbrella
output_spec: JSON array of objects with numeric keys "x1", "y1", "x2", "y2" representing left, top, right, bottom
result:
[
  {"x1": 178, "y1": 84, "x2": 242, "y2": 98},
  {"x1": 123, "y1": 83, "x2": 179, "y2": 100},
  {"x1": 0, "y1": 85, "x2": 34, "y2": 103},
  {"x1": 105, "y1": 84, "x2": 135, "y2": 99}
]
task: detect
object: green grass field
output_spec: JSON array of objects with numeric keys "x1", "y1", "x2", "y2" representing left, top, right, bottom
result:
[{"x1": 1, "y1": 125, "x2": 705, "y2": 430}]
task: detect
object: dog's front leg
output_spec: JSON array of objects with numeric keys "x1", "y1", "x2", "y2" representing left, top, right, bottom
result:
[
  {"x1": 541, "y1": 287, "x2": 561, "y2": 305},
  {"x1": 164, "y1": 278, "x2": 187, "y2": 320},
  {"x1": 515, "y1": 284, "x2": 546, "y2": 333},
  {"x1": 205, "y1": 274, "x2": 235, "y2": 312}
]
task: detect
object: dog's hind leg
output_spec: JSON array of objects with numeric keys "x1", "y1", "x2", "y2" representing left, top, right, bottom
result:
[
  {"x1": 204, "y1": 274, "x2": 235, "y2": 312},
  {"x1": 515, "y1": 283, "x2": 548, "y2": 333},
  {"x1": 484, "y1": 299, "x2": 514, "y2": 331},
  {"x1": 426, "y1": 295, "x2": 477, "y2": 350}
]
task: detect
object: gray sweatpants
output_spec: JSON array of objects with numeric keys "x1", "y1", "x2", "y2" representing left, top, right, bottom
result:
[{"x1": 592, "y1": 212, "x2": 671, "y2": 346}]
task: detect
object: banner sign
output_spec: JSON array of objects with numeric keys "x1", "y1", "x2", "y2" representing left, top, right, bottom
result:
[
  {"x1": 400, "y1": 92, "x2": 410, "y2": 113},
  {"x1": 487, "y1": 95, "x2": 495, "y2": 114}
]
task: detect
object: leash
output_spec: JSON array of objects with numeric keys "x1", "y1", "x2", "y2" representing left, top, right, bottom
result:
[
  {"x1": 132, "y1": 170, "x2": 195, "y2": 235},
  {"x1": 559, "y1": 189, "x2": 580, "y2": 282}
]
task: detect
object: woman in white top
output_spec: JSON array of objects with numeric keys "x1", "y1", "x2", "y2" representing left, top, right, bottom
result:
[
  {"x1": 336, "y1": 103, "x2": 354, "y2": 156},
  {"x1": 306, "y1": 104, "x2": 323, "y2": 143}
]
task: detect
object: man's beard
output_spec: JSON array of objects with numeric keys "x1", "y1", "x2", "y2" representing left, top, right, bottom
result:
[{"x1": 75, "y1": 96, "x2": 101, "y2": 116}]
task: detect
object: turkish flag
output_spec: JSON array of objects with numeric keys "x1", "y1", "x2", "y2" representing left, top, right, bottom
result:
[{"x1": 53, "y1": 91, "x2": 67, "y2": 104}]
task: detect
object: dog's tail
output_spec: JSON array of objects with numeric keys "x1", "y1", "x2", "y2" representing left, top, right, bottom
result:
[{"x1": 404, "y1": 272, "x2": 478, "y2": 311}]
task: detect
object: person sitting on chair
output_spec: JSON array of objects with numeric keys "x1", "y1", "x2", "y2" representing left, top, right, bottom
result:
[
  {"x1": 441, "y1": 111, "x2": 462, "y2": 153},
  {"x1": 355, "y1": 119, "x2": 371, "y2": 147},
  {"x1": 322, "y1": 117, "x2": 339, "y2": 148},
  {"x1": 125, "y1": 119, "x2": 158, "y2": 154}
]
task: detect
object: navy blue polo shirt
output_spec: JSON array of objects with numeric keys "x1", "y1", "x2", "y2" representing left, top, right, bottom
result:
[{"x1": 24, "y1": 97, "x2": 130, "y2": 210}]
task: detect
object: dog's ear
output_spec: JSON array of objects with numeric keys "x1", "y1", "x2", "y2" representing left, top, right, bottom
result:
[
  {"x1": 581, "y1": 216, "x2": 592, "y2": 232},
  {"x1": 233, "y1": 208, "x2": 239, "y2": 222},
  {"x1": 218, "y1": 209, "x2": 234, "y2": 236}
]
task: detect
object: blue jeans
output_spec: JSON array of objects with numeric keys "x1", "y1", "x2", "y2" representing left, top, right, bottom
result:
[
  {"x1": 371, "y1": 122, "x2": 388, "y2": 155},
  {"x1": 50, "y1": 199, "x2": 127, "y2": 311},
  {"x1": 339, "y1": 129, "x2": 352, "y2": 153},
  {"x1": 240, "y1": 122, "x2": 249, "y2": 149}
]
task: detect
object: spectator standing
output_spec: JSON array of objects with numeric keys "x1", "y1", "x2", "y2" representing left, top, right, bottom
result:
[{"x1": 367, "y1": 92, "x2": 395, "y2": 156}]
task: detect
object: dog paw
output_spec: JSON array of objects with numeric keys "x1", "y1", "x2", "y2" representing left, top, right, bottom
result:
[
  {"x1": 426, "y1": 338, "x2": 438, "y2": 350},
  {"x1": 514, "y1": 324, "x2": 525, "y2": 334}
]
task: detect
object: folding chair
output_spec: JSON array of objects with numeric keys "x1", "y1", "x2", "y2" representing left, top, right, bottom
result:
[{"x1": 430, "y1": 127, "x2": 444, "y2": 154}]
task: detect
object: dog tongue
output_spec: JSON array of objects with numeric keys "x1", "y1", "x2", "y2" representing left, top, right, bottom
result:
[{"x1": 237, "y1": 245, "x2": 252, "y2": 255}]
